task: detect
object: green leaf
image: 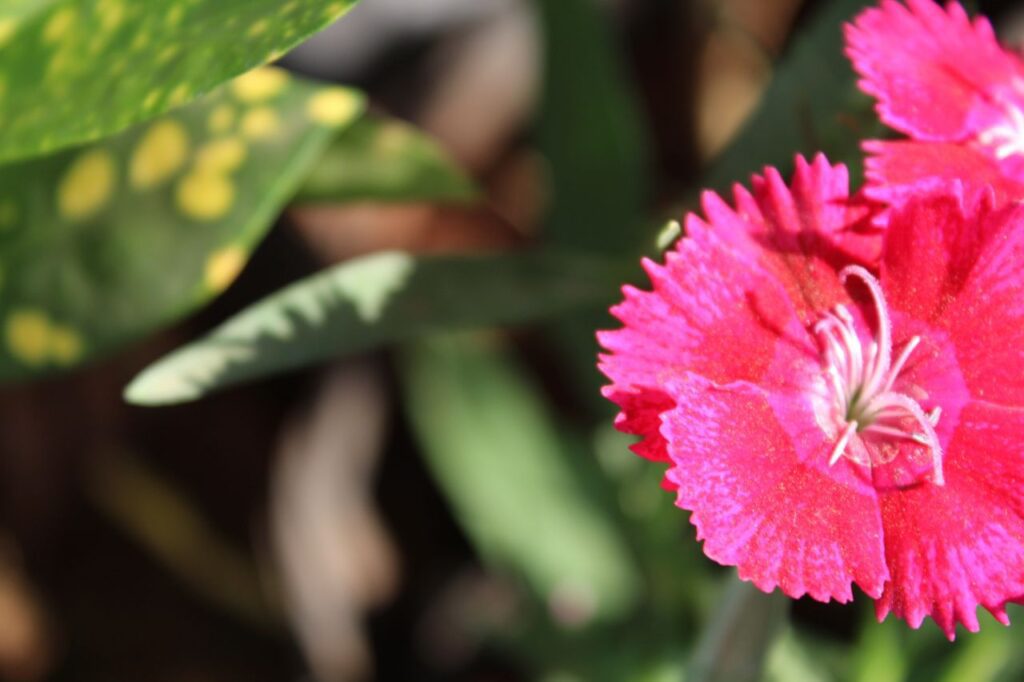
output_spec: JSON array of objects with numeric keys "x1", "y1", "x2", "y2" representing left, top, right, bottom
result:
[
  {"x1": 0, "y1": 69, "x2": 365, "y2": 381},
  {"x1": 935, "y1": 619, "x2": 1013, "y2": 682},
  {"x1": 764, "y1": 629, "x2": 837, "y2": 682},
  {"x1": 124, "y1": 251, "x2": 623, "y2": 405},
  {"x1": 703, "y1": 0, "x2": 880, "y2": 191},
  {"x1": 0, "y1": 0, "x2": 359, "y2": 162},
  {"x1": 295, "y1": 114, "x2": 479, "y2": 204},
  {"x1": 688, "y1": 579, "x2": 787, "y2": 682},
  {"x1": 534, "y1": 0, "x2": 652, "y2": 418},
  {"x1": 399, "y1": 334, "x2": 640, "y2": 620},
  {"x1": 536, "y1": 0, "x2": 650, "y2": 254},
  {"x1": 852, "y1": 617, "x2": 908, "y2": 682}
]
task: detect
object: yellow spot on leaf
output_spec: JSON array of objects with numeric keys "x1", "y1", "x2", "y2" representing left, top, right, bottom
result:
[
  {"x1": 307, "y1": 88, "x2": 362, "y2": 127},
  {"x1": 375, "y1": 121, "x2": 413, "y2": 154},
  {"x1": 130, "y1": 119, "x2": 190, "y2": 189},
  {"x1": 130, "y1": 29, "x2": 150, "y2": 51},
  {"x1": 176, "y1": 170, "x2": 235, "y2": 221},
  {"x1": 232, "y1": 66, "x2": 289, "y2": 103},
  {"x1": 98, "y1": 0, "x2": 126, "y2": 32},
  {"x1": 46, "y1": 50, "x2": 74, "y2": 80},
  {"x1": 6, "y1": 311, "x2": 50, "y2": 365},
  {"x1": 207, "y1": 104, "x2": 235, "y2": 134},
  {"x1": 58, "y1": 149, "x2": 117, "y2": 221},
  {"x1": 48, "y1": 325, "x2": 83, "y2": 364},
  {"x1": 195, "y1": 137, "x2": 247, "y2": 173},
  {"x1": 0, "y1": 19, "x2": 16, "y2": 48},
  {"x1": 143, "y1": 89, "x2": 162, "y2": 110},
  {"x1": 5, "y1": 311, "x2": 85, "y2": 366},
  {"x1": 43, "y1": 8, "x2": 76, "y2": 43},
  {"x1": 156, "y1": 44, "x2": 180, "y2": 65},
  {"x1": 165, "y1": 5, "x2": 184, "y2": 27},
  {"x1": 241, "y1": 107, "x2": 280, "y2": 139},
  {"x1": 167, "y1": 83, "x2": 190, "y2": 107},
  {"x1": 205, "y1": 246, "x2": 247, "y2": 291},
  {"x1": 246, "y1": 18, "x2": 269, "y2": 37}
]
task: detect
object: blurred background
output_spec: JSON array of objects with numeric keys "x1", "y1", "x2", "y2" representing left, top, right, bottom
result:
[{"x1": 1, "y1": 0, "x2": 1023, "y2": 680}]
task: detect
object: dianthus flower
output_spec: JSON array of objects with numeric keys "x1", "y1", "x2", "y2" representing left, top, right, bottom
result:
[
  {"x1": 598, "y1": 154, "x2": 1024, "y2": 638},
  {"x1": 847, "y1": 0, "x2": 1024, "y2": 211}
]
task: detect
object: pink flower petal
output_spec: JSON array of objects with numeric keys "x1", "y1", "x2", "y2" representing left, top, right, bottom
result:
[
  {"x1": 707, "y1": 155, "x2": 877, "y2": 321},
  {"x1": 600, "y1": 159, "x2": 864, "y2": 468},
  {"x1": 880, "y1": 189, "x2": 991, "y2": 322},
  {"x1": 661, "y1": 375, "x2": 888, "y2": 603},
  {"x1": 602, "y1": 386, "x2": 675, "y2": 463},
  {"x1": 845, "y1": 0, "x2": 1022, "y2": 141},
  {"x1": 863, "y1": 139, "x2": 1024, "y2": 212},
  {"x1": 877, "y1": 401, "x2": 1024, "y2": 638},
  {"x1": 599, "y1": 219, "x2": 808, "y2": 467},
  {"x1": 882, "y1": 189, "x2": 1024, "y2": 406}
]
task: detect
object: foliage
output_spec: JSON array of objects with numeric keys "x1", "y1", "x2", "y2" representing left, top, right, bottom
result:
[
  {"x1": 125, "y1": 251, "x2": 623, "y2": 404},
  {"x1": 0, "y1": 68, "x2": 363, "y2": 380},
  {"x1": 0, "y1": 0, "x2": 359, "y2": 161},
  {"x1": 0, "y1": 0, "x2": 1007, "y2": 679}
]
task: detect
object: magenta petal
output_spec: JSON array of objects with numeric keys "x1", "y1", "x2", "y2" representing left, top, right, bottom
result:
[
  {"x1": 864, "y1": 139, "x2": 1024, "y2": 212},
  {"x1": 599, "y1": 200, "x2": 819, "y2": 464},
  {"x1": 661, "y1": 375, "x2": 888, "y2": 603},
  {"x1": 741, "y1": 155, "x2": 876, "y2": 319},
  {"x1": 601, "y1": 386, "x2": 675, "y2": 463},
  {"x1": 878, "y1": 401, "x2": 1024, "y2": 638},
  {"x1": 882, "y1": 190, "x2": 1024, "y2": 407},
  {"x1": 845, "y1": 0, "x2": 1022, "y2": 140},
  {"x1": 880, "y1": 189, "x2": 991, "y2": 322}
]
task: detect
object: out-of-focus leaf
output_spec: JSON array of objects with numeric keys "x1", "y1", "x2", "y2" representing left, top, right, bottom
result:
[
  {"x1": 704, "y1": 0, "x2": 879, "y2": 191},
  {"x1": 125, "y1": 251, "x2": 623, "y2": 405},
  {"x1": 295, "y1": 115, "x2": 479, "y2": 204},
  {"x1": 535, "y1": 0, "x2": 651, "y2": 418},
  {"x1": 0, "y1": 0, "x2": 360, "y2": 162},
  {"x1": 90, "y1": 455, "x2": 276, "y2": 627},
  {"x1": 764, "y1": 629, "x2": 835, "y2": 682},
  {"x1": 536, "y1": 0, "x2": 650, "y2": 254},
  {"x1": 852, "y1": 617, "x2": 907, "y2": 682},
  {"x1": 688, "y1": 579, "x2": 787, "y2": 682},
  {"x1": 936, "y1": 619, "x2": 1012, "y2": 682},
  {"x1": 0, "y1": 68, "x2": 364, "y2": 381},
  {"x1": 399, "y1": 334, "x2": 640, "y2": 620}
]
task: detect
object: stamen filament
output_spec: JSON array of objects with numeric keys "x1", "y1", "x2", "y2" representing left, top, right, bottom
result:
[
  {"x1": 829, "y1": 421, "x2": 858, "y2": 466},
  {"x1": 884, "y1": 336, "x2": 920, "y2": 393},
  {"x1": 815, "y1": 266, "x2": 944, "y2": 485}
]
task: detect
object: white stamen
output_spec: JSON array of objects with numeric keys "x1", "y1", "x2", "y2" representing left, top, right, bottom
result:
[
  {"x1": 815, "y1": 267, "x2": 944, "y2": 485},
  {"x1": 829, "y1": 421, "x2": 858, "y2": 466}
]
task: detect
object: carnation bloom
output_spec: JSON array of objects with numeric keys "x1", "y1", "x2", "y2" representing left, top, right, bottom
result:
[
  {"x1": 598, "y1": 154, "x2": 1024, "y2": 638},
  {"x1": 846, "y1": 0, "x2": 1024, "y2": 211}
]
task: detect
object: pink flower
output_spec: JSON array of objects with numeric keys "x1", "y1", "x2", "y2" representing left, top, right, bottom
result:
[
  {"x1": 846, "y1": 0, "x2": 1024, "y2": 212},
  {"x1": 598, "y1": 154, "x2": 1024, "y2": 638}
]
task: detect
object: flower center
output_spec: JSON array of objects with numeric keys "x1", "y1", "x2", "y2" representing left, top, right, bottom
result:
[{"x1": 814, "y1": 266, "x2": 944, "y2": 485}]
